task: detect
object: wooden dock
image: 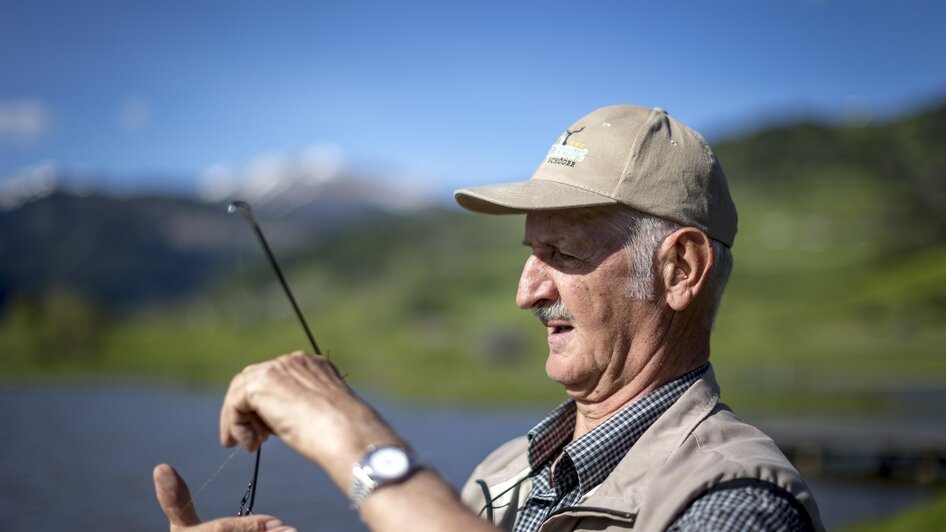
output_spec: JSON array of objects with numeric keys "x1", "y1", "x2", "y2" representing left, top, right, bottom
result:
[{"x1": 755, "y1": 417, "x2": 946, "y2": 484}]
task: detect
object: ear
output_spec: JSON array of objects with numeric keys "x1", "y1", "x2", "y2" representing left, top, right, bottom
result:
[{"x1": 657, "y1": 228, "x2": 714, "y2": 312}]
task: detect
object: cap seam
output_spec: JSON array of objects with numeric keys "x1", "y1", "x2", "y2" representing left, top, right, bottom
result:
[
  {"x1": 616, "y1": 108, "x2": 664, "y2": 195},
  {"x1": 532, "y1": 176, "x2": 615, "y2": 200}
]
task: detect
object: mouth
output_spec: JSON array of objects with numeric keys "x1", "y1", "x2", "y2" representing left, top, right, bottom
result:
[
  {"x1": 546, "y1": 321, "x2": 574, "y2": 336},
  {"x1": 533, "y1": 301, "x2": 575, "y2": 344}
]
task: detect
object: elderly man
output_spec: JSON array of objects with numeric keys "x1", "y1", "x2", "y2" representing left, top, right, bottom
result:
[{"x1": 154, "y1": 105, "x2": 823, "y2": 531}]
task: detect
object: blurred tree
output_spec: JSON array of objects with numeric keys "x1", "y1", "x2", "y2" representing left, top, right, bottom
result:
[{"x1": 0, "y1": 289, "x2": 106, "y2": 369}]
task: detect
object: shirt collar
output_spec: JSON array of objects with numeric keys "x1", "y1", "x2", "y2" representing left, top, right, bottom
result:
[
  {"x1": 526, "y1": 398, "x2": 576, "y2": 469},
  {"x1": 525, "y1": 364, "x2": 709, "y2": 495}
]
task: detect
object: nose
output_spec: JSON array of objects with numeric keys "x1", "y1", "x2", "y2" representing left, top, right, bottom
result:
[{"x1": 516, "y1": 254, "x2": 559, "y2": 309}]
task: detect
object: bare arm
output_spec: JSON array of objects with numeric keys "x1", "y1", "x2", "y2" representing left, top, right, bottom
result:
[
  {"x1": 156, "y1": 351, "x2": 497, "y2": 532},
  {"x1": 222, "y1": 351, "x2": 497, "y2": 531}
]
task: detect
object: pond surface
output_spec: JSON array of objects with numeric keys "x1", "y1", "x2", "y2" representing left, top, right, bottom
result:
[{"x1": 1, "y1": 384, "x2": 937, "y2": 530}]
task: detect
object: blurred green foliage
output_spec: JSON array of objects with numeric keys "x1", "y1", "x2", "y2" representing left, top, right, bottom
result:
[
  {"x1": 1, "y1": 289, "x2": 106, "y2": 369},
  {"x1": 845, "y1": 490, "x2": 946, "y2": 531},
  {"x1": 1, "y1": 102, "x2": 944, "y2": 413}
]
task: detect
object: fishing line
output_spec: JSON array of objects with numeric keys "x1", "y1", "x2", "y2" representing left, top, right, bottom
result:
[
  {"x1": 175, "y1": 210, "x2": 256, "y2": 516},
  {"x1": 177, "y1": 201, "x2": 324, "y2": 518},
  {"x1": 235, "y1": 221, "x2": 261, "y2": 516},
  {"x1": 180, "y1": 447, "x2": 244, "y2": 514}
]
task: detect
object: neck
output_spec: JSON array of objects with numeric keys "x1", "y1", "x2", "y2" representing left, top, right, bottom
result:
[{"x1": 570, "y1": 311, "x2": 709, "y2": 440}]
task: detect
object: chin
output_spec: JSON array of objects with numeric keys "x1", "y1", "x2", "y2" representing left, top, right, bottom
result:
[{"x1": 545, "y1": 353, "x2": 584, "y2": 389}]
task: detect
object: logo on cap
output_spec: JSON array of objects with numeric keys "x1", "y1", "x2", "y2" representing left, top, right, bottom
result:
[{"x1": 546, "y1": 126, "x2": 587, "y2": 168}]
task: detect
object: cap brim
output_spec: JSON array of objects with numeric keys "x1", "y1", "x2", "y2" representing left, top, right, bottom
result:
[{"x1": 454, "y1": 178, "x2": 618, "y2": 214}]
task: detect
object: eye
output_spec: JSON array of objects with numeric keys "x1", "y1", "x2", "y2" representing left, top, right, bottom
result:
[{"x1": 552, "y1": 248, "x2": 583, "y2": 266}]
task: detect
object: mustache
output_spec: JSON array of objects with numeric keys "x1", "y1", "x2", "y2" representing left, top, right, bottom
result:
[{"x1": 532, "y1": 300, "x2": 574, "y2": 324}]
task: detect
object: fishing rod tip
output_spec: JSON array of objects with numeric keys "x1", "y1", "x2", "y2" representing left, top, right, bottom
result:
[{"x1": 228, "y1": 200, "x2": 252, "y2": 216}]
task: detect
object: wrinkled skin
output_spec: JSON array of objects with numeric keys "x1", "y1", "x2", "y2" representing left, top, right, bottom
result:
[
  {"x1": 155, "y1": 352, "x2": 405, "y2": 532},
  {"x1": 153, "y1": 208, "x2": 715, "y2": 531},
  {"x1": 154, "y1": 352, "x2": 490, "y2": 532}
]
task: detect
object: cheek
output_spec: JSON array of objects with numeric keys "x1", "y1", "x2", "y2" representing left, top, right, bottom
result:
[
  {"x1": 578, "y1": 279, "x2": 626, "y2": 324},
  {"x1": 563, "y1": 280, "x2": 601, "y2": 325},
  {"x1": 578, "y1": 271, "x2": 636, "y2": 342}
]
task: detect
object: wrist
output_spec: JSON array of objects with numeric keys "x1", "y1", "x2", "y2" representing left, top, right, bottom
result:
[{"x1": 348, "y1": 445, "x2": 422, "y2": 510}]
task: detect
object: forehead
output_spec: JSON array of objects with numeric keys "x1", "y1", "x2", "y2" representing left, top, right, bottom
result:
[{"x1": 522, "y1": 207, "x2": 622, "y2": 246}]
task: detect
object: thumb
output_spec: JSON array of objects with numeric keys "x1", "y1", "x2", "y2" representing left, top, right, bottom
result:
[
  {"x1": 154, "y1": 463, "x2": 295, "y2": 532},
  {"x1": 153, "y1": 463, "x2": 201, "y2": 528}
]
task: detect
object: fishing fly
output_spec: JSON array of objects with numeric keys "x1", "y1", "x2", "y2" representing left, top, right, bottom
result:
[{"x1": 227, "y1": 200, "x2": 324, "y2": 515}]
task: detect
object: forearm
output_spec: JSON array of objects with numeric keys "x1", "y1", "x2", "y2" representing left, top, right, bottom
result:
[
  {"x1": 221, "y1": 352, "x2": 497, "y2": 531},
  {"x1": 359, "y1": 469, "x2": 499, "y2": 532}
]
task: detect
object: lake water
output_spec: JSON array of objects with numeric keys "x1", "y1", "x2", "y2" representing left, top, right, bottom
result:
[{"x1": 1, "y1": 384, "x2": 937, "y2": 531}]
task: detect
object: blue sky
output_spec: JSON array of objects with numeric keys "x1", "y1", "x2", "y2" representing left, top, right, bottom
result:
[{"x1": 1, "y1": 0, "x2": 944, "y2": 198}]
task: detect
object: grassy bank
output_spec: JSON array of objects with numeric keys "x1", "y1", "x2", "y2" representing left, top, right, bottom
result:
[
  {"x1": 2, "y1": 102, "x2": 945, "y2": 414},
  {"x1": 2, "y1": 206, "x2": 944, "y2": 415},
  {"x1": 845, "y1": 491, "x2": 946, "y2": 531}
]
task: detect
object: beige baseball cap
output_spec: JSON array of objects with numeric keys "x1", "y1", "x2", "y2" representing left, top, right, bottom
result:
[{"x1": 454, "y1": 105, "x2": 738, "y2": 246}]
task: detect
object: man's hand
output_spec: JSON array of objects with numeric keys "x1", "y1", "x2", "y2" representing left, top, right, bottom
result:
[
  {"x1": 156, "y1": 351, "x2": 496, "y2": 532},
  {"x1": 218, "y1": 351, "x2": 405, "y2": 491},
  {"x1": 153, "y1": 463, "x2": 295, "y2": 532}
]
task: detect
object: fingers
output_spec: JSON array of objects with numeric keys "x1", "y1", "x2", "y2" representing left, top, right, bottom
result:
[
  {"x1": 193, "y1": 515, "x2": 296, "y2": 532},
  {"x1": 153, "y1": 464, "x2": 295, "y2": 532},
  {"x1": 214, "y1": 351, "x2": 410, "y2": 498},
  {"x1": 222, "y1": 401, "x2": 271, "y2": 451},
  {"x1": 220, "y1": 352, "x2": 332, "y2": 449},
  {"x1": 153, "y1": 463, "x2": 201, "y2": 528},
  {"x1": 288, "y1": 351, "x2": 347, "y2": 393},
  {"x1": 220, "y1": 364, "x2": 273, "y2": 450},
  {"x1": 220, "y1": 351, "x2": 375, "y2": 468}
]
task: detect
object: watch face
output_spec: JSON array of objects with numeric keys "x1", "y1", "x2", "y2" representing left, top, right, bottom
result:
[{"x1": 368, "y1": 447, "x2": 410, "y2": 479}]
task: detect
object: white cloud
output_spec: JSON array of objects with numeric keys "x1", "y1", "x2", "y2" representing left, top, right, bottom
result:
[
  {"x1": 0, "y1": 99, "x2": 52, "y2": 145},
  {"x1": 299, "y1": 143, "x2": 344, "y2": 183},
  {"x1": 119, "y1": 96, "x2": 152, "y2": 131},
  {"x1": 0, "y1": 160, "x2": 60, "y2": 210},
  {"x1": 199, "y1": 142, "x2": 345, "y2": 202},
  {"x1": 197, "y1": 142, "x2": 434, "y2": 214}
]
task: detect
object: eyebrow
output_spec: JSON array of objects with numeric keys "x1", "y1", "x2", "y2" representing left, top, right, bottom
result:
[{"x1": 522, "y1": 236, "x2": 567, "y2": 247}]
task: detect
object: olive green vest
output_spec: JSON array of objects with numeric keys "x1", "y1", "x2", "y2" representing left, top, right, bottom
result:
[{"x1": 460, "y1": 366, "x2": 824, "y2": 531}]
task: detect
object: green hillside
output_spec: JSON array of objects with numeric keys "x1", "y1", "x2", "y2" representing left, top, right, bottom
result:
[
  {"x1": 2, "y1": 102, "x2": 944, "y2": 412},
  {"x1": 708, "y1": 102, "x2": 946, "y2": 411}
]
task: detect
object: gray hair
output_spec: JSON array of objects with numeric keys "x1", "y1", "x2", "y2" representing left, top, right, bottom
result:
[{"x1": 599, "y1": 206, "x2": 733, "y2": 330}]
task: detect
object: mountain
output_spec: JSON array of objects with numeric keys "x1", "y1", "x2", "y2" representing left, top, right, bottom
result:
[
  {"x1": 0, "y1": 192, "x2": 232, "y2": 309},
  {"x1": 2, "y1": 100, "x2": 945, "y2": 406},
  {"x1": 195, "y1": 142, "x2": 434, "y2": 223},
  {"x1": 0, "y1": 188, "x2": 411, "y2": 311},
  {"x1": 713, "y1": 100, "x2": 946, "y2": 251},
  {"x1": 1, "y1": 99, "x2": 944, "y2": 315},
  {"x1": 0, "y1": 146, "x2": 438, "y2": 311}
]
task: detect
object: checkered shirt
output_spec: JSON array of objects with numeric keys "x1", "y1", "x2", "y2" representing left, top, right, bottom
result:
[
  {"x1": 512, "y1": 364, "x2": 805, "y2": 532},
  {"x1": 667, "y1": 484, "x2": 806, "y2": 531}
]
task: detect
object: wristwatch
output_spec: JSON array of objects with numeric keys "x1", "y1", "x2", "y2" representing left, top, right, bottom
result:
[{"x1": 348, "y1": 445, "x2": 420, "y2": 509}]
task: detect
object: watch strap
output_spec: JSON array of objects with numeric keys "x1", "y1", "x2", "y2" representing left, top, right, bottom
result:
[
  {"x1": 348, "y1": 464, "x2": 377, "y2": 509},
  {"x1": 348, "y1": 445, "x2": 419, "y2": 510}
]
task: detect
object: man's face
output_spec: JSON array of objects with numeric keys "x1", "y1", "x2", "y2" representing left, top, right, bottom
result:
[{"x1": 518, "y1": 209, "x2": 656, "y2": 400}]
